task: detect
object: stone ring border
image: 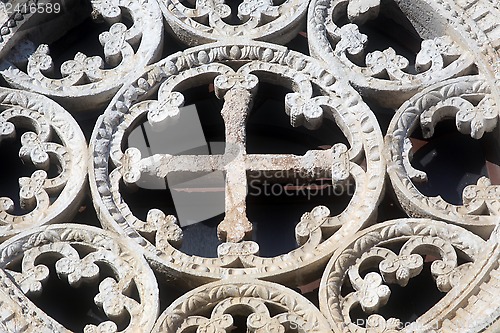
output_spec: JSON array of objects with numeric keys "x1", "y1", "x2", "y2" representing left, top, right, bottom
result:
[
  {"x1": 307, "y1": 0, "x2": 500, "y2": 108},
  {"x1": 159, "y1": 0, "x2": 309, "y2": 46},
  {"x1": 0, "y1": 87, "x2": 88, "y2": 240}
]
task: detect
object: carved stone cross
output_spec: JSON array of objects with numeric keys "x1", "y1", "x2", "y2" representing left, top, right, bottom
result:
[{"x1": 124, "y1": 73, "x2": 350, "y2": 243}]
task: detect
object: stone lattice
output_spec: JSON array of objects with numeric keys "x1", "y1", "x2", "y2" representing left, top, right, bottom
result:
[{"x1": 0, "y1": 0, "x2": 498, "y2": 332}]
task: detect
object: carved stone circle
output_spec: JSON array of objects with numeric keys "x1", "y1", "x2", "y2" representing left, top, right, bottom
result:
[
  {"x1": 0, "y1": 87, "x2": 87, "y2": 240},
  {"x1": 89, "y1": 40, "x2": 386, "y2": 283},
  {"x1": 0, "y1": 224, "x2": 159, "y2": 332},
  {"x1": 159, "y1": 0, "x2": 309, "y2": 45},
  {"x1": 0, "y1": 0, "x2": 164, "y2": 110},
  {"x1": 153, "y1": 279, "x2": 332, "y2": 332},
  {"x1": 0, "y1": 0, "x2": 498, "y2": 331},
  {"x1": 386, "y1": 76, "x2": 499, "y2": 237}
]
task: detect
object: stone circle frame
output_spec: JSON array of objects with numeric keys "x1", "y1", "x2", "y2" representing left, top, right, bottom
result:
[
  {"x1": 0, "y1": 87, "x2": 88, "y2": 240},
  {"x1": 89, "y1": 41, "x2": 386, "y2": 283}
]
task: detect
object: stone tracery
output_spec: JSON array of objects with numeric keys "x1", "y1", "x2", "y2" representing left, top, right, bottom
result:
[
  {"x1": 0, "y1": 87, "x2": 87, "y2": 240},
  {"x1": 0, "y1": 0, "x2": 164, "y2": 110},
  {"x1": 89, "y1": 41, "x2": 386, "y2": 283},
  {"x1": 386, "y1": 76, "x2": 499, "y2": 236},
  {"x1": 319, "y1": 219, "x2": 487, "y2": 332},
  {"x1": 0, "y1": 0, "x2": 498, "y2": 332}
]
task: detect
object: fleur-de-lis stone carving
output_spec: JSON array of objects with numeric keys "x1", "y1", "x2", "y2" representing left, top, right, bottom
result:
[
  {"x1": 60, "y1": 53, "x2": 104, "y2": 82},
  {"x1": 99, "y1": 23, "x2": 128, "y2": 66}
]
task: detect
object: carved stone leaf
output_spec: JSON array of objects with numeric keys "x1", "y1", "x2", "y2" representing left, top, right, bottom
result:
[{"x1": 0, "y1": 0, "x2": 499, "y2": 331}]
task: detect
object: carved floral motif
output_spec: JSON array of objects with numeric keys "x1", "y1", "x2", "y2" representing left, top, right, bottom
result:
[
  {"x1": 0, "y1": 88, "x2": 87, "y2": 240},
  {"x1": 0, "y1": 224, "x2": 159, "y2": 332},
  {"x1": 320, "y1": 219, "x2": 486, "y2": 332},
  {"x1": 159, "y1": 0, "x2": 308, "y2": 45},
  {"x1": 308, "y1": 0, "x2": 479, "y2": 108},
  {"x1": 152, "y1": 279, "x2": 332, "y2": 332},
  {"x1": 386, "y1": 76, "x2": 499, "y2": 232}
]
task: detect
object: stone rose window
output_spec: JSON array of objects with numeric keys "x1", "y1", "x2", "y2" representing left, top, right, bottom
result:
[{"x1": 0, "y1": 0, "x2": 498, "y2": 332}]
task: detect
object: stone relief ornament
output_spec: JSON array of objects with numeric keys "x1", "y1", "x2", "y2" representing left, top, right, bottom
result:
[
  {"x1": 0, "y1": 87, "x2": 87, "y2": 240},
  {"x1": 0, "y1": 224, "x2": 159, "y2": 332},
  {"x1": 385, "y1": 76, "x2": 499, "y2": 236},
  {"x1": 89, "y1": 41, "x2": 385, "y2": 284},
  {"x1": 0, "y1": 0, "x2": 163, "y2": 110},
  {"x1": 0, "y1": 0, "x2": 496, "y2": 331},
  {"x1": 0, "y1": 267, "x2": 65, "y2": 332},
  {"x1": 438, "y1": 223, "x2": 500, "y2": 333},
  {"x1": 319, "y1": 218, "x2": 487, "y2": 333},
  {"x1": 308, "y1": 0, "x2": 481, "y2": 108},
  {"x1": 159, "y1": 0, "x2": 308, "y2": 45},
  {"x1": 152, "y1": 279, "x2": 332, "y2": 332}
]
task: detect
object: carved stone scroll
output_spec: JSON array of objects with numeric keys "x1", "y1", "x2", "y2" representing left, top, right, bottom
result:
[
  {"x1": 0, "y1": 0, "x2": 163, "y2": 111},
  {"x1": 0, "y1": 224, "x2": 159, "y2": 332},
  {"x1": 153, "y1": 279, "x2": 332, "y2": 332},
  {"x1": 0, "y1": 87, "x2": 87, "y2": 240},
  {"x1": 159, "y1": 0, "x2": 308, "y2": 46},
  {"x1": 385, "y1": 76, "x2": 499, "y2": 235},
  {"x1": 319, "y1": 218, "x2": 486, "y2": 332}
]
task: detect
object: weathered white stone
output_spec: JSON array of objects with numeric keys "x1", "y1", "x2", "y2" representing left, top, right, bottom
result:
[
  {"x1": 0, "y1": 0, "x2": 164, "y2": 111},
  {"x1": 153, "y1": 279, "x2": 332, "y2": 332},
  {"x1": 88, "y1": 41, "x2": 385, "y2": 284},
  {"x1": 385, "y1": 76, "x2": 499, "y2": 237},
  {"x1": 158, "y1": 0, "x2": 308, "y2": 45},
  {"x1": 0, "y1": 87, "x2": 87, "y2": 240},
  {"x1": 0, "y1": 0, "x2": 497, "y2": 331}
]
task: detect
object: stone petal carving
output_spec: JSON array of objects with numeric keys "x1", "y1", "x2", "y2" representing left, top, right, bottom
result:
[
  {"x1": 0, "y1": 268, "x2": 68, "y2": 332},
  {"x1": 152, "y1": 279, "x2": 332, "y2": 332},
  {"x1": 159, "y1": 0, "x2": 308, "y2": 46},
  {"x1": 308, "y1": 0, "x2": 484, "y2": 108},
  {"x1": 0, "y1": 0, "x2": 498, "y2": 331},
  {"x1": 438, "y1": 224, "x2": 500, "y2": 333},
  {"x1": 0, "y1": 88, "x2": 87, "y2": 240},
  {"x1": 319, "y1": 218, "x2": 486, "y2": 332}
]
